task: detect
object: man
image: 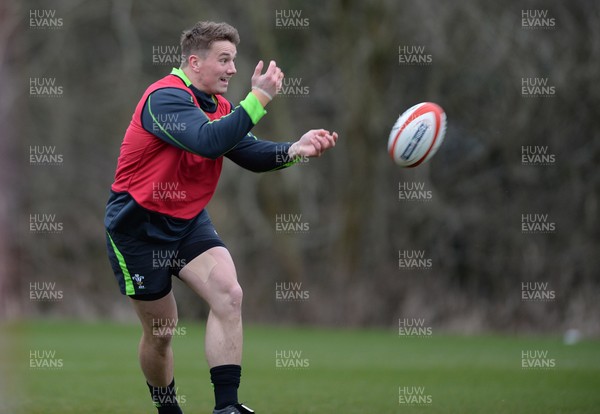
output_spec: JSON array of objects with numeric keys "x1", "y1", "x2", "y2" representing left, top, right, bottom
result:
[{"x1": 105, "y1": 21, "x2": 337, "y2": 414}]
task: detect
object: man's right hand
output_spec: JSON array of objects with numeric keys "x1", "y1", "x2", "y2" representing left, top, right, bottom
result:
[{"x1": 251, "y1": 60, "x2": 284, "y2": 107}]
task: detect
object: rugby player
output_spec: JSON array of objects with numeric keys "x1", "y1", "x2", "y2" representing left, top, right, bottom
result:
[{"x1": 105, "y1": 21, "x2": 338, "y2": 414}]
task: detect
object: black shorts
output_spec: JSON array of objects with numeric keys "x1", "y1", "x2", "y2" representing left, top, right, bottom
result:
[{"x1": 105, "y1": 209, "x2": 225, "y2": 301}]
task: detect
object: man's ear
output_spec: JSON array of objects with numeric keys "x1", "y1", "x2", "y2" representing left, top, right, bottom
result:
[{"x1": 188, "y1": 54, "x2": 202, "y2": 71}]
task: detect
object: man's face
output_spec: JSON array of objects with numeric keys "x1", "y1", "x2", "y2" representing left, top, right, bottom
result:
[{"x1": 193, "y1": 40, "x2": 237, "y2": 95}]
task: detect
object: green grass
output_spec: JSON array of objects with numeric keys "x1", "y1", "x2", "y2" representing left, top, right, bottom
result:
[{"x1": 1, "y1": 321, "x2": 599, "y2": 413}]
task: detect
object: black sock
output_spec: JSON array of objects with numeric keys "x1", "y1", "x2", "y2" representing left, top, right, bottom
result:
[
  {"x1": 147, "y1": 378, "x2": 183, "y2": 414},
  {"x1": 210, "y1": 364, "x2": 241, "y2": 410}
]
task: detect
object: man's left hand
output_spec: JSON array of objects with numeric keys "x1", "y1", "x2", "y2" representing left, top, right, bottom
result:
[{"x1": 289, "y1": 129, "x2": 339, "y2": 159}]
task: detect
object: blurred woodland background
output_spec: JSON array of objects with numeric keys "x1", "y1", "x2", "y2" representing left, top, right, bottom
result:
[{"x1": 0, "y1": 0, "x2": 598, "y2": 334}]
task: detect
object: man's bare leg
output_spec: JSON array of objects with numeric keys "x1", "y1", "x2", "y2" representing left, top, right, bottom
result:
[
  {"x1": 179, "y1": 246, "x2": 244, "y2": 410},
  {"x1": 130, "y1": 291, "x2": 182, "y2": 413}
]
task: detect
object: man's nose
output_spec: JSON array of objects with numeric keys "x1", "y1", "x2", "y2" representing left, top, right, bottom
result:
[{"x1": 228, "y1": 62, "x2": 237, "y2": 75}]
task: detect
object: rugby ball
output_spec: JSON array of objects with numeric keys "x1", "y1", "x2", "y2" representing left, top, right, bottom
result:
[{"x1": 388, "y1": 102, "x2": 447, "y2": 167}]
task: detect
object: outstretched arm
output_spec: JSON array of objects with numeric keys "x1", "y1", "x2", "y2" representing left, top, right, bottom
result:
[
  {"x1": 225, "y1": 129, "x2": 339, "y2": 173},
  {"x1": 225, "y1": 134, "x2": 293, "y2": 172}
]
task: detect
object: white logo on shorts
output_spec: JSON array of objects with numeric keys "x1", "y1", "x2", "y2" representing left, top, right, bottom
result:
[{"x1": 132, "y1": 273, "x2": 146, "y2": 289}]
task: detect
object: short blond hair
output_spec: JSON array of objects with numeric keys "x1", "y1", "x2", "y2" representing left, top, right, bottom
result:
[{"x1": 180, "y1": 21, "x2": 240, "y2": 66}]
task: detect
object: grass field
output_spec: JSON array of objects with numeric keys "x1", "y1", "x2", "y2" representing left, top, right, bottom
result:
[{"x1": 1, "y1": 321, "x2": 599, "y2": 413}]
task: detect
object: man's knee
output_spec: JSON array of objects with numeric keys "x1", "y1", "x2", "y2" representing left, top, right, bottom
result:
[
  {"x1": 143, "y1": 321, "x2": 176, "y2": 351},
  {"x1": 228, "y1": 283, "x2": 243, "y2": 308},
  {"x1": 212, "y1": 280, "x2": 243, "y2": 319}
]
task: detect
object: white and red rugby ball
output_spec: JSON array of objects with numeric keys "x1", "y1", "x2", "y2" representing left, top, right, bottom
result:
[{"x1": 388, "y1": 102, "x2": 447, "y2": 167}]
